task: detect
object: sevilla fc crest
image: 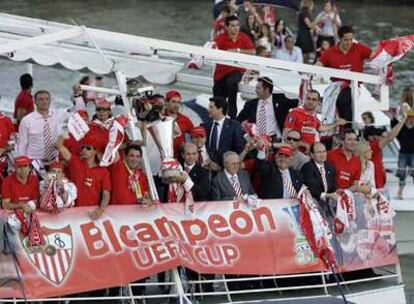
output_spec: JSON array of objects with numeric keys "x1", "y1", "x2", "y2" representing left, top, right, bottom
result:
[{"x1": 22, "y1": 225, "x2": 73, "y2": 285}]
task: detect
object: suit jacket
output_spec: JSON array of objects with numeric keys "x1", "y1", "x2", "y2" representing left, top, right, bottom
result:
[
  {"x1": 301, "y1": 160, "x2": 336, "y2": 201},
  {"x1": 210, "y1": 170, "x2": 254, "y2": 201},
  {"x1": 255, "y1": 159, "x2": 303, "y2": 199},
  {"x1": 203, "y1": 118, "x2": 245, "y2": 165},
  {"x1": 186, "y1": 163, "x2": 211, "y2": 201},
  {"x1": 236, "y1": 93, "x2": 299, "y2": 132}
]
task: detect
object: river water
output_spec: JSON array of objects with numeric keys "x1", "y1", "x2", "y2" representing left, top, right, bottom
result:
[
  {"x1": 0, "y1": 0, "x2": 413, "y2": 106},
  {"x1": 0, "y1": 1, "x2": 413, "y2": 302}
]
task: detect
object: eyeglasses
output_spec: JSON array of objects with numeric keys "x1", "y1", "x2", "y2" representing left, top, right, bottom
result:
[
  {"x1": 286, "y1": 137, "x2": 301, "y2": 142},
  {"x1": 96, "y1": 108, "x2": 110, "y2": 112},
  {"x1": 81, "y1": 145, "x2": 94, "y2": 151}
]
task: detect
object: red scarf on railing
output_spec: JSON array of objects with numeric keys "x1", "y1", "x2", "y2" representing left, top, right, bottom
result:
[
  {"x1": 333, "y1": 189, "x2": 356, "y2": 235},
  {"x1": 14, "y1": 208, "x2": 44, "y2": 248},
  {"x1": 298, "y1": 187, "x2": 336, "y2": 267}
]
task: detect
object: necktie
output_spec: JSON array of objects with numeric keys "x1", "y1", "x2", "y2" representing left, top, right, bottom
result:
[
  {"x1": 282, "y1": 171, "x2": 297, "y2": 199},
  {"x1": 43, "y1": 117, "x2": 54, "y2": 163},
  {"x1": 198, "y1": 149, "x2": 203, "y2": 165},
  {"x1": 319, "y1": 165, "x2": 328, "y2": 193},
  {"x1": 257, "y1": 101, "x2": 267, "y2": 135},
  {"x1": 209, "y1": 122, "x2": 219, "y2": 150},
  {"x1": 185, "y1": 165, "x2": 191, "y2": 173},
  {"x1": 231, "y1": 175, "x2": 243, "y2": 198}
]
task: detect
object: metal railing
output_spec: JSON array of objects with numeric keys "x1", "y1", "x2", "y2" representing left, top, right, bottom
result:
[{"x1": 1, "y1": 263, "x2": 403, "y2": 303}]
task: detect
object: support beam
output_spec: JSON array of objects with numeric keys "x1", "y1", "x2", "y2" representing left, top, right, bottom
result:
[{"x1": 0, "y1": 27, "x2": 83, "y2": 55}]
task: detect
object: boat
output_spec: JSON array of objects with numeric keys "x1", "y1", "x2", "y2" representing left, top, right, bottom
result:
[{"x1": 0, "y1": 11, "x2": 412, "y2": 304}]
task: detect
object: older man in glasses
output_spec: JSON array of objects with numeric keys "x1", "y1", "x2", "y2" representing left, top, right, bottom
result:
[
  {"x1": 56, "y1": 134, "x2": 111, "y2": 220},
  {"x1": 283, "y1": 90, "x2": 346, "y2": 152}
]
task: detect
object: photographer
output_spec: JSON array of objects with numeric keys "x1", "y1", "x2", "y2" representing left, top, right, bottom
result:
[{"x1": 39, "y1": 161, "x2": 77, "y2": 212}]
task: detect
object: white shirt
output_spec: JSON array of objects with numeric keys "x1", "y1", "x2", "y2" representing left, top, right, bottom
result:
[
  {"x1": 198, "y1": 145, "x2": 211, "y2": 166},
  {"x1": 276, "y1": 47, "x2": 303, "y2": 63},
  {"x1": 315, "y1": 11, "x2": 342, "y2": 37},
  {"x1": 225, "y1": 169, "x2": 239, "y2": 186},
  {"x1": 17, "y1": 109, "x2": 70, "y2": 161},
  {"x1": 210, "y1": 116, "x2": 226, "y2": 150},
  {"x1": 279, "y1": 169, "x2": 292, "y2": 199},
  {"x1": 256, "y1": 95, "x2": 280, "y2": 137},
  {"x1": 315, "y1": 162, "x2": 328, "y2": 200},
  {"x1": 361, "y1": 160, "x2": 377, "y2": 195}
]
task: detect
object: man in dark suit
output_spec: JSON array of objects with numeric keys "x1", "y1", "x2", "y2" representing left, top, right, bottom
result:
[
  {"x1": 301, "y1": 142, "x2": 337, "y2": 218},
  {"x1": 211, "y1": 151, "x2": 254, "y2": 201},
  {"x1": 180, "y1": 143, "x2": 210, "y2": 201},
  {"x1": 180, "y1": 143, "x2": 214, "y2": 293},
  {"x1": 236, "y1": 77, "x2": 298, "y2": 140},
  {"x1": 203, "y1": 97, "x2": 245, "y2": 169},
  {"x1": 255, "y1": 145, "x2": 303, "y2": 199}
]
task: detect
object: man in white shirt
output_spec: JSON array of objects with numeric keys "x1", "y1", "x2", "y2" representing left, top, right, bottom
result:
[
  {"x1": 17, "y1": 90, "x2": 69, "y2": 165},
  {"x1": 276, "y1": 35, "x2": 303, "y2": 63}
]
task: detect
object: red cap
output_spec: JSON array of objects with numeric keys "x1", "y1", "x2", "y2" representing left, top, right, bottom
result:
[
  {"x1": 81, "y1": 134, "x2": 100, "y2": 151},
  {"x1": 96, "y1": 98, "x2": 111, "y2": 109},
  {"x1": 277, "y1": 146, "x2": 293, "y2": 157},
  {"x1": 14, "y1": 156, "x2": 31, "y2": 167},
  {"x1": 191, "y1": 126, "x2": 206, "y2": 138},
  {"x1": 49, "y1": 161, "x2": 64, "y2": 170},
  {"x1": 76, "y1": 109, "x2": 89, "y2": 119},
  {"x1": 165, "y1": 90, "x2": 182, "y2": 101}
]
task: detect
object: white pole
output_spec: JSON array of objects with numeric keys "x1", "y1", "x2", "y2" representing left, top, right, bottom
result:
[{"x1": 26, "y1": 63, "x2": 33, "y2": 75}]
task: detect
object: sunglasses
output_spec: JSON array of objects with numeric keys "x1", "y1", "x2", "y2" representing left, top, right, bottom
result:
[
  {"x1": 286, "y1": 137, "x2": 301, "y2": 142},
  {"x1": 96, "y1": 108, "x2": 110, "y2": 112},
  {"x1": 81, "y1": 145, "x2": 94, "y2": 151}
]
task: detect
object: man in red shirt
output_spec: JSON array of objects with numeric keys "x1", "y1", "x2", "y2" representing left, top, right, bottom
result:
[
  {"x1": 110, "y1": 144, "x2": 151, "y2": 205},
  {"x1": 283, "y1": 90, "x2": 346, "y2": 150},
  {"x1": 0, "y1": 114, "x2": 15, "y2": 184},
  {"x1": 88, "y1": 98, "x2": 112, "y2": 154},
  {"x1": 13, "y1": 73, "x2": 34, "y2": 127},
  {"x1": 56, "y1": 134, "x2": 111, "y2": 220},
  {"x1": 2, "y1": 156, "x2": 39, "y2": 213},
  {"x1": 327, "y1": 129, "x2": 365, "y2": 190},
  {"x1": 316, "y1": 25, "x2": 374, "y2": 123},
  {"x1": 213, "y1": 15, "x2": 255, "y2": 119},
  {"x1": 164, "y1": 90, "x2": 194, "y2": 158}
]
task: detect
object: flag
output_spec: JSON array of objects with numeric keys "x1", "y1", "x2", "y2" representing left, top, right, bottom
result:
[
  {"x1": 298, "y1": 187, "x2": 336, "y2": 268},
  {"x1": 369, "y1": 35, "x2": 414, "y2": 85}
]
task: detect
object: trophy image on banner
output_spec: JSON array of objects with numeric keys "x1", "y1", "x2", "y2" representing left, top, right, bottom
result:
[{"x1": 147, "y1": 117, "x2": 181, "y2": 182}]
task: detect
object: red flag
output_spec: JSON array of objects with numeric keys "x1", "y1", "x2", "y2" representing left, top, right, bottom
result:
[
  {"x1": 298, "y1": 189, "x2": 336, "y2": 268},
  {"x1": 369, "y1": 35, "x2": 414, "y2": 85}
]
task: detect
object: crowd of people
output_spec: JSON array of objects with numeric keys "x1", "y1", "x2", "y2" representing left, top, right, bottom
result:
[{"x1": 0, "y1": 0, "x2": 413, "y2": 299}]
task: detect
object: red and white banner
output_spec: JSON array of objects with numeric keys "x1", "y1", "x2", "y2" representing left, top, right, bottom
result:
[{"x1": 0, "y1": 199, "x2": 398, "y2": 298}]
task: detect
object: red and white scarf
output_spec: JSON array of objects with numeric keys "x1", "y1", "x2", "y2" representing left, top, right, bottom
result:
[
  {"x1": 14, "y1": 204, "x2": 44, "y2": 248},
  {"x1": 333, "y1": 189, "x2": 356, "y2": 235},
  {"x1": 100, "y1": 115, "x2": 129, "y2": 167}
]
